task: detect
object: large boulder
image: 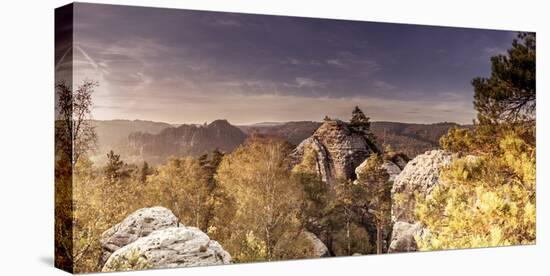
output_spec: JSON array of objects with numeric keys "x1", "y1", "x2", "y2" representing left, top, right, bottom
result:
[
  {"x1": 99, "y1": 207, "x2": 180, "y2": 267},
  {"x1": 391, "y1": 150, "x2": 452, "y2": 223},
  {"x1": 303, "y1": 231, "x2": 330, "y2": 257},
  {"x1": 292, "y1": 119, "x2": 379, "y2": 186},
  {"x1": 388, "y1": 222, "x2": 423, "y2": 253},
  {"x1": 382, "y1": 161, "x2": 402, "y2": 182},
  {"x1": 102, "y1": 227, "x2": 231, "y2": 272},
  {"x1": 389, "y1": 150, "x2": 452, "y2": 253}
]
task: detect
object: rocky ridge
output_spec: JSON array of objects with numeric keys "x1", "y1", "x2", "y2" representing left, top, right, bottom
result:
[{"x1": 127, "y1": 120, "x2": 247, "y2": 164}]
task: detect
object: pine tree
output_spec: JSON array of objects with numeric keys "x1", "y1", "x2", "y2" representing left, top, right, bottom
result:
[
  {"x1": 349, "y1": 106, "x2": 371, "y2": 132},
  {"x1": 138, "y1": 161, "x2": 151, "y2": 183},
  {"x1": 473, "y1": 32, "x2": 535, "y2": 125},
  {"x1": 104, "y1": 150, "x2": 124, "y2": 185}
]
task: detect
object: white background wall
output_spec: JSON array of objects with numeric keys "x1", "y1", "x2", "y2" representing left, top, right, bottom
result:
[{"x1": 0, "y1": 0, "x2": 547, "y2": 275}]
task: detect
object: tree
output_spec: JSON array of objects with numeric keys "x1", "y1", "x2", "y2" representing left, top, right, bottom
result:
[
  {"x1": 216, "y1": 136, "x2": 309, "y2": 261},
  {"x1": 198, "y1": 149, "x2": 234, "y2": 237},
  {"x1": 473, "y1": 32, "x2": 535, "y2": 125},
  {"x1": 55, "y1": 79, "x2": 99, "y2": 272},
  {"x1": 138, "y1": 161, "x2": 152, "y2": 183},
  {"x1": 420, "y1": 32, "x2": 536, "y2": 250},
  {"x1": 440, "y1": 33, "x2": 536, "y2": 156},
  {"x1": 146, "y1": 157, "x2": 211, "y2": 230},
  {"x1": 55, "y1": 79, "x2": 99, "y2": 165},
  {"x1": 349, "y1": 106, "x2": 371, "y2": 133},
  {"x1": 356, "y1": 154, "x2": 391, "y2": 254},
  {"x1": 292, "y1": 146, "x2": 330, "y2": 233},
  {"x1": 104, "y1": 150, "x2": 124, "y2": 185},
  {"x1": 72, "y1": 154, "x2": 146, "y2": 272},
  {"x1": 416, "y1": 133, "x2": 535, "y2": 249},
  {"x1": 334, "y1": 179, "x2": 363, "y2": 255}
]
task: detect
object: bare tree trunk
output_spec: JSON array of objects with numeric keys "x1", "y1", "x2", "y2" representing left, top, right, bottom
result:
[
  {"x1": 376, "y1": 222, "x2": 382, "y2": 254},
  {"x1": 346, "y1": 214, "x2": 351, "y2": 255}
]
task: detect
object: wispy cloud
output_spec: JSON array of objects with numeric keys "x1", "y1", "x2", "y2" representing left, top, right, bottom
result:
[
  {"x1": 71, "y1": 3, "x2": 516, "y2": 124},
  {"x1": 291, "y1": 77, "x2": 325, "y2": 88},
  {"x1": 326, "y1": 58, "x2": 347, "y2": 68}
]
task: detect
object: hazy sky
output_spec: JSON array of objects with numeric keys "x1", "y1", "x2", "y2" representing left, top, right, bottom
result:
[{"x1": 64, "y1": 3, "x2": 518, "y2": 125}]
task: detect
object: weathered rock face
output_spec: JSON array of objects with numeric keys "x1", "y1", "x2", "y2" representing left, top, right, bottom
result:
[
  {"x1": 391, "y1": 150, "x2": 452, "y2": 223},
  {"x1": 389, "y1": 150, "x2": 452, "y2": 253},
  {"x1": 387, "y1": 153, "x2": 409, "y2": 170},
  {"x1": 292, "y1": 119, "x2": 379, "y2": 186},
  {"x1": 303, "y1": 231, "x2": 330, "y2": 257},
  {"x1": 102, "y1": 227, "x2": 231, "y2": 272},
  {"x1": 292, "y1": 137, "x2": 333, "y2": 183},
  {"x1": 382, "y1": 161, "x2": 402, "y2": 182},
  {"x1": 128, "y1": 119, "x2": 247, "y2": 164},
  {"x1": 388, "y1": 222, "x2": 423, "y2": 253},
  {"x1": 354, "y1": 160, "x2": 402, "y2": 183},
  {"x1": 99, "y1": 206, "x2": 231, "y2": 272},
  {"x1": 99, "y1": 207, "x2": 180, "y2": 267}
]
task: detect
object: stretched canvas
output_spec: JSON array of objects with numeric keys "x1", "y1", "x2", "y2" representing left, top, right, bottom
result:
[{"x1": 55, "y1": 2, "x2": 536, "y2": 273}]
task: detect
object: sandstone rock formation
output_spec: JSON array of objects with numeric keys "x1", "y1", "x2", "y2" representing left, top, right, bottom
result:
[
  {"x1": 388, "y1": 150, "x2": 452, "y2": 253},
  {"x1": 388, "y1": 221, "x2": 423, "y2": 252},
  {"x1": 303, "y1": 231, "x2": 330, "y2": 257},
  {"x1": 102, "y1": 227, "x2": 231, "y2": 272},
  {"x1": 127, "y1": 119, "x2": 247, "y2": 164},
  {"x1": 99, "y1": 206, "x2": 180, "y2": 267},
  {"x1": 292, "y1": 119, "x2": 379, "y2": 186},
  {"x1": 99, "y1": 206, "x2": 230, "y2": 271},
  {"x1": 382, "y1": 161, "x2": 402, "y2": 182}
]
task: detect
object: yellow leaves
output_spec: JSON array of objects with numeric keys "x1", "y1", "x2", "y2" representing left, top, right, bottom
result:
[
  {"x1": 477, "y1": 191, "x2": 501, "y2": 214},
  {"x1": 216, "y1": 137, "x2": 308, "y2": 261},
  {"x1": 416, "y1": 132, "x2": 535, "y2": 251},
  {"x1": 489, "y1": 226, "x2": 503, "y2": 246},
  {"x1": 234, "y1": 231, "x2": 268, "y2": 263}
]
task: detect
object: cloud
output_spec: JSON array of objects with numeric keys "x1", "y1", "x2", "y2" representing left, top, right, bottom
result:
[
  {"x1": 326, "y1": 58, "x2": 347, "y2": 68},
  {"x1": 293, "y1": 77, "x2": 325, "y2": 88},
  {"x1": 373, "y1": 80, "x2": 395, "y2": 90},
  {"x1": 91, "y1": 90, "x2": 475, "y2": 125}
]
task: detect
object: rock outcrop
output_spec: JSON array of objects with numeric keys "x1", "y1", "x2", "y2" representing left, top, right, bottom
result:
[
  {"x1": 391, "y1": 150, "x2": 452, "y2": 223},
  {"x1": 99, "y1": 207, "x2": 180, "y2": 267},
  {"x1": 292, "y1": 119, "x2": 379, "y2": 186},
  {"x1": 99, "y1": 206, "x2": 230, "y2": 271},
  {"x1": 102, "y1": 227, "x2": 231, "y2": 272},
  {"x1": 127, "y1": 119, "x2": 247, "y2": 164},
  {"x1": 388, "y1": 221, "x2": 423, "y2": 252},
  {"x1": 303, "y1": 231, "x2": 330, "y2": 257},
  {"x1": 382, "y1": 161, "x2": 402, "y2": 182},
  {"x1": 388, "y1": 150, "x2": 452, "y2": 253}
]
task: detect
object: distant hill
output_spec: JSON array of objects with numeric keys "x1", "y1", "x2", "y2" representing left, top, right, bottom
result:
[
  {"x1": 125, "y1": 119, "x2": 247, "y2": 164},
  {"x1": 238, "y1": 121, "x2": 321, "y2": 145},
  {"x1": 92, "y1": 119, "x2": 172, "y2": 156},
  {"x1": 91, "y1": 119, "x2": 462, "y2": 165},
  {"x1": 370, "y1": 121, "x2": 462, "y2": 157}
]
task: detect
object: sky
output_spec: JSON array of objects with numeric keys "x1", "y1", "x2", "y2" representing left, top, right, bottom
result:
[{"x1": 60, "y1": 3, "x2": 518, "y2": 125}]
